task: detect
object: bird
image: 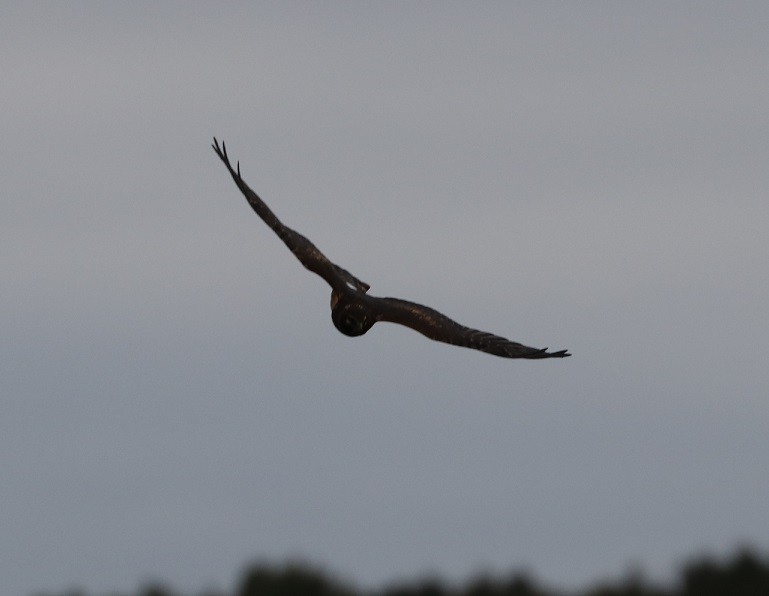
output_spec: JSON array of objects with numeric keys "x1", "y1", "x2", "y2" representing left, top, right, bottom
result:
[{"x1": 212, "y1": 138, "x2": 570, "y2": 360}]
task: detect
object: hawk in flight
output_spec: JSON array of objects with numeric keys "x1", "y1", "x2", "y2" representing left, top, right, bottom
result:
[{"x1": 213, "y1": 138, "x2": 570, "y2": 360}]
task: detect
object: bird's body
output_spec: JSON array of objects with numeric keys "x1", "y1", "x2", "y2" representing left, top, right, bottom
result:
[{"x1": 213, "y1": 138, "x2": 570, "y2": 360}]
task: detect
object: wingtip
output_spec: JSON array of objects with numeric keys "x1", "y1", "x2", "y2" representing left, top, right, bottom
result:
[
  {"x1": 212, "y1": 138, "x2": 238, "y2": 176},
  {"x1": 542, "y1": 347, "x2": 571, "y2": 358}
]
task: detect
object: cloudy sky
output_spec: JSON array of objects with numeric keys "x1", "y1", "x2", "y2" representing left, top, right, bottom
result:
[{"x1": 3, "y1": 2, "x2": 768, "y2": 595}]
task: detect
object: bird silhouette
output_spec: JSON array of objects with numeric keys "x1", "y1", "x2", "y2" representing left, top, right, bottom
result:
[{"x1": 213, "y1": 138, "x2": 570, "y2": 359}]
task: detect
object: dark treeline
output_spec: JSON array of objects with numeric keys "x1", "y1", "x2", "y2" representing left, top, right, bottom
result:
[{"x1": 35, "y1": 547, "x2": 769, "y2": 596}]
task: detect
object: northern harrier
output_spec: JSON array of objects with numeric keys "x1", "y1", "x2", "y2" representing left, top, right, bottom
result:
[{"x1": 213, "y1": 138, "x2": 570, "y2": 359}]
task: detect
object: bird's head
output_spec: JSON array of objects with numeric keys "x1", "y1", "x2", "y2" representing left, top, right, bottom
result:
[{"x1": 331, "y1": 296, "x2": 373, "y2": 337}]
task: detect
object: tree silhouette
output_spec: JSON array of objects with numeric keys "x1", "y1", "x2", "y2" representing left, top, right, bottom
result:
[
  {"x1": 681, "y1": 548, "x2": 769, "y2": 596},
  {"x1": 31, "y1": 546, "x2": 769, "y2": 596},
  {"x1": 236, "y1": 562, "x2": 354, "y2": 596}
]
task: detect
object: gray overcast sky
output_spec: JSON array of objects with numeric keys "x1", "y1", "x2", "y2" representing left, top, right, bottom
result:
[{"x1": 3, "y1": 2, "x2": 768, "y2": 595}]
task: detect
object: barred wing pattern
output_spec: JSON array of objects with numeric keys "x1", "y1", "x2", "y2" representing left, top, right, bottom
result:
[
  {"x1": 212, "y1": 139, "x2": 369, "y2": 293},
  {"x1": 373, "y1": 297, "x2": 569, "y2": 359}
]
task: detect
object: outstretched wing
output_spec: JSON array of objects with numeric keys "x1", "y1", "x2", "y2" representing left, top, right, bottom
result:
[
  {"x1": 370, "y1": 296, "x2": 570, "y2": 359},
  {"x1": 212, "y1": 138, "x2": 369, "y2": 293}
]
